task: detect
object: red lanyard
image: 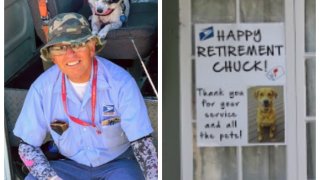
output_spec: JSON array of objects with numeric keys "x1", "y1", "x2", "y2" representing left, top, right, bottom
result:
[{"x1": 61, "y1": 58, "x2": 101, "y2": 134}]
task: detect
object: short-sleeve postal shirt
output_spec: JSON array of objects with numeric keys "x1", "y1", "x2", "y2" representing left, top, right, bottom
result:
[{"x1": 13, "y1": 56, "x2": 153, "y2": 167}]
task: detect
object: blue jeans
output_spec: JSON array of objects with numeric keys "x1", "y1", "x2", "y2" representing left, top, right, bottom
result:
[{"x1": 25, "y1": 147, "x2": 144, "y2": 180}]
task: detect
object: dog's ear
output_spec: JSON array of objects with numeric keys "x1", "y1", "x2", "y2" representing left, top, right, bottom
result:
[
  {"x1": 272, "y1": 89, "x2": 278, "y2": 98},
  {"x1": 254, "y1": 89, "x2": 260, "y2": 99}
]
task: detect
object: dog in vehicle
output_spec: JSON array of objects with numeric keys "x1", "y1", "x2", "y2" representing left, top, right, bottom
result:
[
  {"x1": 88, "y1": 0, "x2": 130, "y2": 39},
  {"x1": 254, "y1": 87, "x2": 278, "y2": 141}
]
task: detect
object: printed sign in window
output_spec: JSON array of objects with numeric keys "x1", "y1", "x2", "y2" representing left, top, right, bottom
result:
[{"x1": 195, "y1": 24, "x2": 286, "y2": 146}]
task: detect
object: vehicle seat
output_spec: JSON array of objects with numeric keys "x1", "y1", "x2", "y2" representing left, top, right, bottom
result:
[{"x1": 5, "y1": 88, "x2": 29, "y2": 179}]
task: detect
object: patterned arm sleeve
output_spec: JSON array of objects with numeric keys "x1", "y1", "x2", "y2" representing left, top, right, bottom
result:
[
  {"x1": 130, "y1": 136, "x2": 158, "y2": 180},
  {"x1": 18, "y1": 141, "x2": 58, "y2": 180}
]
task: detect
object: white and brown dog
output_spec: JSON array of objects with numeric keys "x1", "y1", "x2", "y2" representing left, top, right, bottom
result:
[
  {"x1": 89, "y1": 0, "x2": 130, "y2": 39},
  {"x1": 254, "y1": 87, "x2": 278, "y2": 141}
]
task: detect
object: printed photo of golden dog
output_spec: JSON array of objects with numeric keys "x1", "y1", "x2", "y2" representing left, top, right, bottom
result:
[{"x1": 254, "y1": 88, "x2": 278, "y2": 141}]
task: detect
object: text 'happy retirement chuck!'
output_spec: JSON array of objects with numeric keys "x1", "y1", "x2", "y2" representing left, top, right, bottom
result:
[{"x1": 195, "y1": 23, "x2": 286, "y2": 147}]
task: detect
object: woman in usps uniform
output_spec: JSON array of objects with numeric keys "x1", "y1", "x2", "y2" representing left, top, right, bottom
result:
[{"x1": 13, "y1": 13, "x2": 157, "y2": 180}]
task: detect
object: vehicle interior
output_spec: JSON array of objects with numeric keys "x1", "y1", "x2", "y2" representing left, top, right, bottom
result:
[{"x1": 4, "y1": 0, "x2": 158, "y2": 179}]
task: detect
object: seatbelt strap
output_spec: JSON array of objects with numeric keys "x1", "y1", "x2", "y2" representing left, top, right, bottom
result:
[{"x1": 38, "y1": 0, "x2": 49, "y2": 42}]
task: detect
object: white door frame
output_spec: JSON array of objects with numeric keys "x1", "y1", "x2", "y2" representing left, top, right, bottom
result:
[
  {"x1": 178, "y1": 0, "x2": 193, "y2": 179},
  {"x1": 178, "y1": 0, "x2": 301, "y2": 179},
  {"x1": 295, "y1": 0, "x2": 312, "y2": 179}
]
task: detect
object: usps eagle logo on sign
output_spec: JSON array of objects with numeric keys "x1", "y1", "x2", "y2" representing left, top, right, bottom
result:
[
  {"x1": 103, "y1": 105, "x2": 115, "y2": 116},
  {"x1": 199, "y1": 26, "x2": 214, "y2": 41}
]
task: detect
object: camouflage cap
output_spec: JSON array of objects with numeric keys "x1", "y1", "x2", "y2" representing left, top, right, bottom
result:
[{"x1": 40, "y1": 13, "x2": 103, "y2": 61}]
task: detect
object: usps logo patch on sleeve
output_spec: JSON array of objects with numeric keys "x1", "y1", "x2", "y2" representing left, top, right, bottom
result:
[{"x1": 103, "y1": 105, "x2": 115, "y2": 116}]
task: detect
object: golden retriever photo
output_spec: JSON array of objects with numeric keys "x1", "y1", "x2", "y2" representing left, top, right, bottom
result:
[
  {"x1": 254, "y1": 88, "x2": 277, "y2": 141},
  {"x1": 248, "y1": 86, "x2": 285, "y2": 143}
]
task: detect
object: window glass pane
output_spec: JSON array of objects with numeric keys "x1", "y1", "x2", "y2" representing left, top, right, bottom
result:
[
  {"x1": 240, "y1": 0, "x2": 284, "y2": 22},
  {"x1": 191, "y1": 0, "x2": 236, "y2": 55},
  {"x1": 192, "y1": 0, "x2": 236, "y2": 23},
  {"x1": 243, "y1": 146, "x2": 286, "y2": 180},
  {"x1": 305, "y1": 58, "x2": 316, "y2": 116},
  {"x1": 193, "y1": 124, "x2": 238, "y2": 180},
  {"x1": 192, "y1": 59, "x2": 196, "y2": 119},
  {"x1": 191, "y1": 26, "x2": 196, "y2": 55},
  {"x1": 305, "y1": 0, "x2": 316, "y2": 52},
  {"x1": 307, "y1": 122, "x2": 316, "y2": 180}
]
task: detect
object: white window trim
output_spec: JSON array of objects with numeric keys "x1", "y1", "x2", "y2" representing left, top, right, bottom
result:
[
  {"x1": 295, "y1": 0, "x2": 311, "y2": 179},
  {"x1": 285, "y1": 0, "x2": 299, "y2": 179},
  {"x1": 178, "y1": 0, "x2": 301, "y2": 179},
  {"x1": 179, "y1": 0, "x2": 193, "y2": 179}
]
